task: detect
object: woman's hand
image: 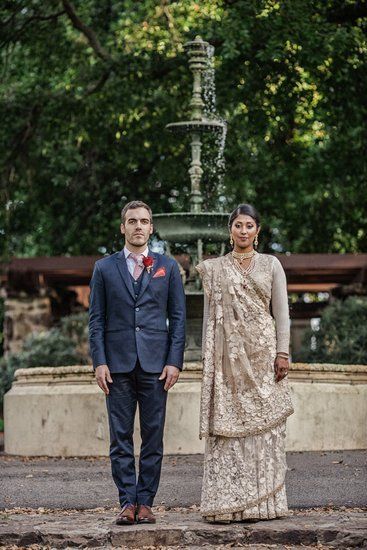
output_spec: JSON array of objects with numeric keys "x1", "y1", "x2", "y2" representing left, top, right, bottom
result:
[{"x1": 274, "y1": 354, "x2": 289, "y2": 383}]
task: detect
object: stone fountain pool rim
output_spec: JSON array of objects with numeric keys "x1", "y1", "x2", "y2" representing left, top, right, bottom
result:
[
  {"x1": 5, "y1": 363, "x2": 367, "y2": 455},
  {"x1": 11, "y1": 363, "x2": 367, "y2": 386}
]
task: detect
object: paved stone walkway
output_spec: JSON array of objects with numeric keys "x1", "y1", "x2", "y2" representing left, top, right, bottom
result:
[{"x1": 0, "y1": 508, "x2": 366, "y2": 548}]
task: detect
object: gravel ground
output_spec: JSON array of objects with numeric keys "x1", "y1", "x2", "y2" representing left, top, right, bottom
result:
[{"x1": 0, "y1": 450, "x2": 366, "y2": 510}]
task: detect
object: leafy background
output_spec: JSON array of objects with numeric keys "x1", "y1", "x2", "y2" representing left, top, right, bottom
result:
[
  {"x1": 295, "y1": 296, "x2": 367, "y2": 364},
  {"x1": 1, "y1": 0, "x2": 366, "y2": 258}
]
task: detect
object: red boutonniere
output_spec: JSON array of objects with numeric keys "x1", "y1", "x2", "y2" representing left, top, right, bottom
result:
[{"x1": 143, "y1": 256, "x2": 154, "y2": 273}]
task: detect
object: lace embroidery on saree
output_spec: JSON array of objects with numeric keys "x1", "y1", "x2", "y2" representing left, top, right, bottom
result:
[{"x1": 196, "y1": 253, "x2": 294, "y2": 439}]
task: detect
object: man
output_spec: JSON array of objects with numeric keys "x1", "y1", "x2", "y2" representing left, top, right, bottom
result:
[{"x1": 89, "y1": 200, "x2": 186, "y2": 525}]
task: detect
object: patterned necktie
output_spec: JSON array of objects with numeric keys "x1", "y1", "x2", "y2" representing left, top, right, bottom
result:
[{"x1": 129, "y1": 253, "x2": 144, "y2": 280}]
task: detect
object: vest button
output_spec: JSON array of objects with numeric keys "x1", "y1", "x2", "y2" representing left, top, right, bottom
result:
[
  {"x1": 135, "y1": 307, "x2": 140, "y2": 312},
  {"x1": 136, "y1": 327, "x2": 140, "y2": 332}
]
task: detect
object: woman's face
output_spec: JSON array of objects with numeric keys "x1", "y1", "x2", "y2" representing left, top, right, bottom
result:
[{"x1": 231, "y1": 214, "x2": 259, "y2": 251}]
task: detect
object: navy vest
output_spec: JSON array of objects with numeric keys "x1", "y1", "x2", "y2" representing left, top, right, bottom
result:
[{"x1": 129, "y1": 271, "x2": 143, "y2": 301}]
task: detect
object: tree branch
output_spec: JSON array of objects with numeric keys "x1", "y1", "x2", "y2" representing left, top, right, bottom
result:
[
  {"x1": 61, "y1": 0, "x2": 112, "y2": 63},
  {"x1": 7, "y1": 104, "x2": 42, "y2": 164},
  {"x1": 1, "y1": 10, "x2": 65, "y2": 48},
  {"x1": 2, "y1": 103, "x2": 43, "y2": 194},
  {"x1": 84, "y1": 67, "x2": 112, "y2": 96}
]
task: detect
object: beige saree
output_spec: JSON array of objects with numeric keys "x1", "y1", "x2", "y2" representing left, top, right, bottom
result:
[{"x1": 196, "y1": 252, "x2": 294, "y2": 521}]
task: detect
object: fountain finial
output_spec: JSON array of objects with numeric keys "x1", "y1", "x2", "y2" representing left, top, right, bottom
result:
[
  {"x1": 184, "y1": 36, "x2": 208, "y2": 122},
  {"x1": 165, "y1": 37, "x2": 225, "y2": 214}
]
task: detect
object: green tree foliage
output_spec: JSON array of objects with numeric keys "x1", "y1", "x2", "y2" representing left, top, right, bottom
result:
[
  {"x1": 1, "y1": 0, "x2": 366, "y2": 257},
  {"x1": 0, "y1": 312, "x2": 89, "y2": 407},
  {"x1": 295, "y1": 296, "x2": 367, "y2": 364}
]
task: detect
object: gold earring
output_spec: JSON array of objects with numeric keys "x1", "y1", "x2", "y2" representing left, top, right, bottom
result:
[
  {"x1": 254, "y1": 234, "x2": 258, "y2": 247},
  {"x1": 230, "y1": 235, "x2": 234, "y2": 247}
]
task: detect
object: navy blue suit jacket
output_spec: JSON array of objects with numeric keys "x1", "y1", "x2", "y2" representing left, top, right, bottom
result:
[{"x1": 88, "y1": 250, "x2": 186, "y2": 373}]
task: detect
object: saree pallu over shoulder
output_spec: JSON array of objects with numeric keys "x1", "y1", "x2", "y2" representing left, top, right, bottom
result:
[{"x1": 196, "y1": 254, "x2": 293, "y2": 440}]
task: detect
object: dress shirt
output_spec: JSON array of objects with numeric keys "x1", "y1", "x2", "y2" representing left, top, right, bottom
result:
[{"x1": 124, "y1": 246, "x2": 149, "y2": 277}]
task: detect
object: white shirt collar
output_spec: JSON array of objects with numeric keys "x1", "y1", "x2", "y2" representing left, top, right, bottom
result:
[{"x1": 123, "y1": 246, "x2": 149, "y2": 259}]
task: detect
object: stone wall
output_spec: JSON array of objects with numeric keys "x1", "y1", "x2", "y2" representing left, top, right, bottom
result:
[
  {"x1": 3, "y1": 296, "x2": 52, "y2": 355},
  {"x1": 4, "y1": 362, "x2": 367, "y2": 456}
]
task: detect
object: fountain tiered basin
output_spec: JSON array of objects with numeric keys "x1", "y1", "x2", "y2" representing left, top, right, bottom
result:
[
  {"x1": 154, "y1": 212, "x2": 229, "y2": 243},
  {"x1": 166, "y1": 120, "x2": 225, "y2": 133}
]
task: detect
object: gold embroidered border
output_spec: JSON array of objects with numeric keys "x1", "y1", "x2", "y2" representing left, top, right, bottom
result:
[
  {"x1": 200, "y1": 407, "x2": 294, "y2": 440},
  {"x1": 201, "y1": 481, "x2": 285, "y2": 518}
]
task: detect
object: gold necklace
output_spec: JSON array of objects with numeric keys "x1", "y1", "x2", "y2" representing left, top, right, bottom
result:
[{"x1": 232, "y1": 249, "x2": 255, "y2": 263}]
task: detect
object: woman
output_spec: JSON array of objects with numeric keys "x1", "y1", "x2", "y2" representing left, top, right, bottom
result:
[{"x1": 196, "y1": 203, "x2": 294, "y2": 523}]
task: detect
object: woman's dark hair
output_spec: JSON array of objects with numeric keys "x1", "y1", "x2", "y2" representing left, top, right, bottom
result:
[{"x1": 228, "y1": 204, "x2": 261, "y2": 229}]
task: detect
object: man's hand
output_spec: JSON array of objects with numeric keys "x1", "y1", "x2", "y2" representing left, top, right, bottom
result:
[
  {"x1": 159, "y1": 365, "x2": 180, "y2": 391},
  {"x1": 95, "y1": 364, "x2": 113, "y2": 395},
  {"x1": 274, "y1": 355, "x2": 289, "y2": 383}
]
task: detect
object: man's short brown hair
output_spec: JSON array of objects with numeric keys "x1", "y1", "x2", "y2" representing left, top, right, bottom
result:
[{"x1": 121, "y1": 201, "x2": 153, "y2": 224}]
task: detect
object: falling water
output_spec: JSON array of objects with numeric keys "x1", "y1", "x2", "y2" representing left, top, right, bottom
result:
[
  {"x1": 202, "y1": 44, "x2": 228, "y2": 211},
  {"x1": 203, "y1": 44, "x2": 217, "y2": 118}
]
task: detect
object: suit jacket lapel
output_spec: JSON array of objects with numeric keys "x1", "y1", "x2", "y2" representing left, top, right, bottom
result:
[
  {"x1": 115, "y1": 250, "x2": 135, "y2": 301},
  {"x1": 137, "y1": 250, "x2": 157, "y2": 302}
]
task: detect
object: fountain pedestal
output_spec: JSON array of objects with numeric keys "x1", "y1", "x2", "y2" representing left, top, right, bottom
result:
[{"x1": 184, "y1": 293, "x2": 204, "y2": 361}]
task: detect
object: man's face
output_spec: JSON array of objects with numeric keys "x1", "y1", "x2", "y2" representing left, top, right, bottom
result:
[{"x1": 121, "y1": 207, "x2": 153, "y2": 248}]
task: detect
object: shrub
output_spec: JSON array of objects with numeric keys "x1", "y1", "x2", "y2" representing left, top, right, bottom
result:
[
  {"x1": 0, "y1": 312, "x2": 90, "y2": 409},
  {"x1": 295, "y1": 296, "x2": 367, "y2": 364},
  {"x1": 60, "y1": 311, "x2": 88, "y2": 344},
  {"x1": 60, "y1": 311, "x2": 89, "y2": 360}
]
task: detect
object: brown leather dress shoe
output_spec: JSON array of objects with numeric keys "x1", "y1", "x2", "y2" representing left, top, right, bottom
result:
[
  {"x1": 116, "y1": 504, "x2": 136, "y2": 525},
  {"x1": 136, "y1": 504, "x2": 156, "y2": 524}
]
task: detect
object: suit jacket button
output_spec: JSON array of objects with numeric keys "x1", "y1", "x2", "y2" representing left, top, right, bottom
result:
[
  {"x1": 135, "y1": 307, "x2": 140, "y2": 312},
  {"x1": 136, "y1": 327, "x2": 140, "y2": 332}
]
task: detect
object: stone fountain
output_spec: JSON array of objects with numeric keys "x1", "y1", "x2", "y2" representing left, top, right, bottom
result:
[{"x1": 154, "y1": 36, "x2": 229, "y2": 360}]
